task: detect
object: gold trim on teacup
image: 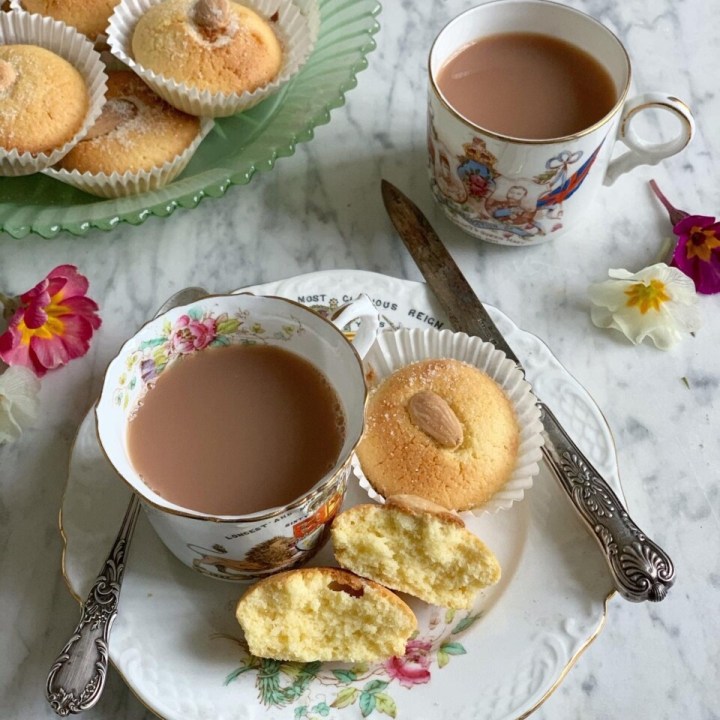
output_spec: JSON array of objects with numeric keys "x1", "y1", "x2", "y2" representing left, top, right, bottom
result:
[
  {"x1": 620, "y1": 99, "x2": 694, "y2": 151},
  {"x1": 94, "y1": 292, "x2": 370, "y2": 524},
  {"x1": 428, "y1": 0, "x2": 632, "y2": 145}
]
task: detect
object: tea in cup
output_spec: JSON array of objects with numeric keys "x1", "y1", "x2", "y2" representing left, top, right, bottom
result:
[
  {"x1": 427, "y1": 0, "x2": 695, "y2": 245},
  {"x1": 96, "y1": 292, "x2": 380, "y2": 581}
]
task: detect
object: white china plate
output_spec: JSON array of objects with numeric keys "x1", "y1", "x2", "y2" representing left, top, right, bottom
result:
[{"x1": 61, "y1": 269, "x2": 623, "y2": 720}]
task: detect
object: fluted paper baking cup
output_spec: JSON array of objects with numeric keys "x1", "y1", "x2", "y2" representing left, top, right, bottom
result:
[
  {"x1": 0, "y1": 11, "x2": 108, "y2": 176},
  {"x1": 352, "y1": 327, "x2": 545, "y2": 516},
  {"x1": 10, "y1": 0, "x2": 114, "y2": 47},
  {"x1": 42, "y1": 116, "x2": 214, "y2": 198},
  {"x1": 107, "y1": 0, "x2": 316, "y2": 117}
]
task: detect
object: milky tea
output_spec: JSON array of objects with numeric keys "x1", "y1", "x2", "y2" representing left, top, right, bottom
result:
[
  {"x1": 127, "y1": 344, "x2": 346, "y2": 516},
  {"x1": 436, "y1": 31, "x2": 617, "y2": 140}
]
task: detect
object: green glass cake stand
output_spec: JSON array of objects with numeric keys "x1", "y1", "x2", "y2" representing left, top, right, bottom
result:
[{"x1": 0, "y1": 0, "x2": 381, "y2": 239}]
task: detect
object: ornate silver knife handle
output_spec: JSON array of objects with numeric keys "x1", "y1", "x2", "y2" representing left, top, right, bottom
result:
[
  {"x1": 47, "y1": 495, "x2": 140, "y2": 715},
  {"x1": 540, "y1": 402, "x2": 675, "y2": 602}
]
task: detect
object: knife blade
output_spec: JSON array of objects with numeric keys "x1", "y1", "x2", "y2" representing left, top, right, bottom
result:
[{"x1": 381, "y1": 179, "x2": 675, "y2": 603}]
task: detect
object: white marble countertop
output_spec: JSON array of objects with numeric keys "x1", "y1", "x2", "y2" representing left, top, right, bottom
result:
[{"x1": 1, "y1": 0, "x2": 719, "y2": 718}]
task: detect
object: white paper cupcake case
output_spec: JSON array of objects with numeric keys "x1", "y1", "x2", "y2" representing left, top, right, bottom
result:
[
  {"x1": 107, "y1": 0, "x2": 316, "y2": 117},
  {"x1": 10, "y1": 0, "x2": 113, "y2": 47},
  {"x1": 0, "y1": 11, "x2": 108, "y2": 176},
  {"x1": 42, "y1": 116, "x2": 215, "y2": 198},
  {"x1": 352, "y1": 328, "x2": 545, "y2": 516}
]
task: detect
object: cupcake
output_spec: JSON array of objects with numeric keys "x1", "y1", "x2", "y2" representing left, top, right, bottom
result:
[
  {"x1": 132, "y1": 0, "x2": 283, "y2": 94},
  {"x1": 356, "y1": 357, "x2": 521, "y2": 511},
  {"x1": 353, "y1": 328, "x2": 544, "y2": 515},
  {"x1": 107, "y1": 0, "x2": 315, "y2": 116},
  {"x1": 13, "y1": 0, "x2": 121, "y2": 41},
  {"x1": 0, "y1": 11, "x2": 107, "y2": 176},
  {"x1": 45, "y1": 70, "x2": 213, "y2": 197},
  {"x1": 0, "y1": 45, "x2": 89, "y2": 155}
]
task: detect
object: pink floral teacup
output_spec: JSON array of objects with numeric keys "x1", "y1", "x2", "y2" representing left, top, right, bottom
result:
[{"x1": 96, "y1": 292, "x2": 380, "y2": 581}]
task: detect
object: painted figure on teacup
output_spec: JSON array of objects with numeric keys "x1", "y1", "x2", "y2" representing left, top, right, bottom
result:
[
  {"x1": 428, "y1": 117, "x2": 605, "y2": 243},
  {"x1": 187, "y1": 487, "x2": 344, "y2": 580}
]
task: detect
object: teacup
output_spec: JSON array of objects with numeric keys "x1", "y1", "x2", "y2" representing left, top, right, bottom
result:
[
  {"x1": 96, "y1": 292, "x2": 380, "y2": 582},
  {"x1": 427, "y1": 0, "x2": 695, "y2": 246}
]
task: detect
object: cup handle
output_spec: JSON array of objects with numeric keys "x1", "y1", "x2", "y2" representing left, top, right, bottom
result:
[
  {"x1": 329, "y1": 294, "x2": 380, "y2": 359},
  {"x1": 604, "y1": 92, "x2": 695, "y2": 185}
]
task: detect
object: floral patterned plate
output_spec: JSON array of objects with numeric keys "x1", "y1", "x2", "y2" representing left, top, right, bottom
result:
[{"x1": 60, "y1": 270, "x2": 623, "y2": 720}]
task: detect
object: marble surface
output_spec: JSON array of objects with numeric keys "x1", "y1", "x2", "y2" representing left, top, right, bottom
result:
[{"x1": 1, "y1": 0, "x2": 719, "y2": 718}]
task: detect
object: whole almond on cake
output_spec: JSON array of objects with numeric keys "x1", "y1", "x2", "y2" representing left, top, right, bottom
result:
[{"x1": 356, "y1": 358, "x2": 520, "y2": 511}]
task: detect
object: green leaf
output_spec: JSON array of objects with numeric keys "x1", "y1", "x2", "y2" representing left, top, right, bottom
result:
[
  {"x1": 152, "y1": 346, "x2": 168, "y2": 364},
  {"x1": 445, "y1": 608, "x2": 456, "y2": 624},
  {"x1": 188, "y1": 307, "x2": 203, "y2": 320},
  {"x1": 439, "y1": 642, "x2": 466, "y2": 656},
  {"x1": 139, "y1": 337, "x2": 166, "y2": 349},
  {"x1": 452, "y1": 612, "x2": 483, "y2": 634},
  {"x1": 363, "y1": 679, "x2": 389, "y2": 694},
  {"x1": 223, "y1": 665, "x2": 252, "y2": 685},
  {"x1": 278, "y1": 661, "x2": 303, "y2": 679},
  {"x1": 294, "y1": 706, "x2": 307, "y2": 718},
  {"x1": 332, "y1": 669, "x2": 357, "y2": 683},
  {"x1": 162, "y1": 319, "x2": 171, "y2": 336},
  {"x1": 374, "y1": 693, "x2": 397, "y2": 718},
  {"x1": 311, "y1": 702, "x2": 330, "y2": 716},
  {"x1": 437, "y1": 650, "x2": 449, "y2": 668},
  {"x1": 210, "y1": 336, "x2": 230, "y2": 347},
  {"x1": 217, "y1": 319, "x2": 241, "y2": 334},
  {"x1": 359, "y1": 692, "x2": 376, "y2": 717},
  {"x1": 331, "y1": 687, "x2": 359, "y2": 709}
]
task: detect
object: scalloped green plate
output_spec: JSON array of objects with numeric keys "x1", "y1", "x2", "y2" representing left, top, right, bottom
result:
[{"x1": 0, "y1": 0, "x2": 381, "y2": 239}]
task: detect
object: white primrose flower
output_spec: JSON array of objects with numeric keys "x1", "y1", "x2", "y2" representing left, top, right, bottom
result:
[
  {"x1": 0, "y1": 365, "x2": 41, "y2": 444},
  {"x1": 588, "y1": 263, "x2": 701, "y2": 350}
]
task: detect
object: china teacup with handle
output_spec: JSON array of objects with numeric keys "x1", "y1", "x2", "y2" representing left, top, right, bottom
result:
[
  {"x1": 428, "y1": 0, "x2": 695, "y2": 245},
  {"x1": 96, "y1": 292, "x2": 380, "y2": 582}
]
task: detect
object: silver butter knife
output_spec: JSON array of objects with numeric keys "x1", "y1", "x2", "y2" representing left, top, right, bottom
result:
[
  {"x1": 46, "y1": 286, "x2": 209, "y2": 716},
  {"x1": 381, "y1": 179, "x2": 675, "y2": 603}
]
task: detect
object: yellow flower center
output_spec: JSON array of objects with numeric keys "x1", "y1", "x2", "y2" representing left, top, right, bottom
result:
[
  {"x1": 17, "y1": 293, "x2": 68, "y2": 346},
  {"x1": 624, "y1": 279, "x2": 670, "y2": 314},
  {"x1": 686, "y1": 226, "x2": 720, "y2": 262}
]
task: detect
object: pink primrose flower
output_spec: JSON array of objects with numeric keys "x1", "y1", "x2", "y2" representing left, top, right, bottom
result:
[
  {"x1": 670, "y1": 214, "x2": 720, "y2": 294},
  {"x1": 0, "y1": 265, "x2": 101, "y2": 377},
  {"x1": 650, "y1": 180, "x2": 720, "y2": 294}
]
